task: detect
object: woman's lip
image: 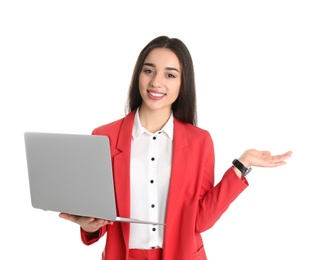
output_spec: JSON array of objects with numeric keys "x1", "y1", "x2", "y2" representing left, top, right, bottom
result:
[{"x1": 147, "y1": 90, "x2": 166, "y2": 100}]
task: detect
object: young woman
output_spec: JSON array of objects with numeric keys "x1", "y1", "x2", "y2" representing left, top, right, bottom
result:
[{"x1": 59, "y1": 36, "x2": 292, "y2": 260}]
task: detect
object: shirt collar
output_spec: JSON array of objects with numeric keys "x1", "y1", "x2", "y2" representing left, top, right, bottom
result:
[{"x1": 132, "y1": 108, "x2": 174, "y2": 141}]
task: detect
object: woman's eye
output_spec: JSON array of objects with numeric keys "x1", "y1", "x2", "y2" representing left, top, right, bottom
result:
[
  {"x1": 167, "y1": 73, "x2": 176, "y2": 78},
  {"x1": 143, "y1": 69, "x2": 153, "y2": 74}
]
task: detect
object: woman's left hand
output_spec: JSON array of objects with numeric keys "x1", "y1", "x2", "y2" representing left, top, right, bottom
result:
[
  {"x1": 234, "y1": 149, "x2": 292, "y2": 177},
  {"x1": 239, "y1": 149, "x2": 292, "y2": 168}
]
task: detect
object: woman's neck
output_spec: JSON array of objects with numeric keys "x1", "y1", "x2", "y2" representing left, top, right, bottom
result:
[{"x1": 138, "y1": 106, "x2": 171, "y2": 133}]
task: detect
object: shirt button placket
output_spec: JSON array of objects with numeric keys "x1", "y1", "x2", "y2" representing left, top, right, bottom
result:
[{"x1": 149, "y1": 132, "x2": 159, "y2": 245}]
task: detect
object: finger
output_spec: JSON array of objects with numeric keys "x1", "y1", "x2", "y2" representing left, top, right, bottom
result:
[
  {"x1": 272, "y1": 152, "x2": 292, "y2": 162},
  {"x1": 282, "y1": 151, "x2": 293, "y2": 158},
  {"x1": 265, "y1": 155, "x2": 290, "y2": 167},
  {"x1": 77, "y1": 217, "x2": 96, "y2": 226},
  {"x1": 95, "y1": 219, "x2": 114, "y2": 225},
  {"x1": 59, "y1": 213, "x2": 76, "y2": 221}
]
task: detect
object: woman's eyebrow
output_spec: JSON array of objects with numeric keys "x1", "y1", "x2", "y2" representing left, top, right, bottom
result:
[
  {"x1": 143, "y1": 62, "x2": 155, "y2": 67},
  {"x1": 143, "y1": 62, "x2": 180, "y2": 73}
]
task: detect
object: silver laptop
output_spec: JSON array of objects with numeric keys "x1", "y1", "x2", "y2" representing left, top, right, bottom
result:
[{"x1": 24, "y1": 132, "x2": 164, "y2": 225}]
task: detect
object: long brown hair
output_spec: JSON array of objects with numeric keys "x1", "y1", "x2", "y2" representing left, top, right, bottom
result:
[{"x1": 126, "y1": 36, "x2": 197, "y2": 125}]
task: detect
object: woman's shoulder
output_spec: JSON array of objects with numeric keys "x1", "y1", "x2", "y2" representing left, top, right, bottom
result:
[
  {"x1": 92, "y1": 118, "x2": 123, "y2": 134},
  {"x1": 174, "y1": 119, "x2": 213, "y2": 144},
  {"x1": 176, "y1": 119, "x2": 211, "y2": 135},
  {"x1": 92, "y1": 117, "x2": 125, "y2": 135}
]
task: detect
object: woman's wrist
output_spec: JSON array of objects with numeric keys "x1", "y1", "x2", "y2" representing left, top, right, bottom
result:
[
  {"x1": 233, "y1": 166, "x2": 243, "y2": 178},
  {"x1": 82, "y1": 227, "x2": 100, "y2": 235},
  {"x1": 238, "y1": 154, "x2": 251, "y2": 168}
]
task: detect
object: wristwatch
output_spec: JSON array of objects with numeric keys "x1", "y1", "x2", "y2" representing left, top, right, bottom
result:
[{"x1": 232, "y1": 159, "x2": 252, "y2": 177}]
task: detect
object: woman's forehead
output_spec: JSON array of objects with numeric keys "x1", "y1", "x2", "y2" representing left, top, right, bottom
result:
[{"x1": 144, "y1": 48, "x2": 180, "y2": 70}]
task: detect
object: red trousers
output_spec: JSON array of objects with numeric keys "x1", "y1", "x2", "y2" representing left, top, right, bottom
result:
[{"x1": 129, "y1": 248, "x2": 163, "y2": 260}]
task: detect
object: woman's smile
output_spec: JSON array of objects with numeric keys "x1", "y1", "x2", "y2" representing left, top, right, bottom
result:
[{"x1": 147, "y1": 90, "x2": 166, "y2": 100}]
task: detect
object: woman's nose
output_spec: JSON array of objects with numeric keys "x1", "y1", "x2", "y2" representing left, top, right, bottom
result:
[{"x1": 150, "y1": 74, "x2": 163, "y2": 88}]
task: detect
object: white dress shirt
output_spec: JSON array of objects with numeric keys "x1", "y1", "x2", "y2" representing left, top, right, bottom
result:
[{"x1": 129, "y1": 109, "x2": 173, "y2": 249}]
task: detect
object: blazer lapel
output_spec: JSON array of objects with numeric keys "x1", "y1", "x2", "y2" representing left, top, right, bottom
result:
[
  {"x1": 164, "y1": 119, "x2": 189, "y2": 226},
  {"x1": 112, "y1": 111, "x2": 135, "y2": 247}
]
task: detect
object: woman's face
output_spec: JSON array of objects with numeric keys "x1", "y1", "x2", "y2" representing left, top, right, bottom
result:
[{"x1": 139, "y1": 47, "x2": 181, "y2": 113}]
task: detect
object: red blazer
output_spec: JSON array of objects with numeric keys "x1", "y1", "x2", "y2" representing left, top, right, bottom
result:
[{"x1": 81, "y1": 110, "x2": 248, "y2": 259}]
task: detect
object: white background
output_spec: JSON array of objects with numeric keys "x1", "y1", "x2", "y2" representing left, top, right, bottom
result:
[{"x1": 1, "y1": 1, "x2": 311, "y2": 259}]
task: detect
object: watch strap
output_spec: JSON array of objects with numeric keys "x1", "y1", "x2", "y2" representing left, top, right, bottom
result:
[{"x1": 232, "y1": 159, "x2": 252, "y2": 177}]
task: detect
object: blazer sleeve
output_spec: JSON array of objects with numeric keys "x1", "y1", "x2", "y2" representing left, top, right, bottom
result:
[
  {"x1": 80, "y1": 225, "x2": 107, "y2": 245},
  {"x1": 195, "y1": 133, "x2": 248, "y2": 232}
]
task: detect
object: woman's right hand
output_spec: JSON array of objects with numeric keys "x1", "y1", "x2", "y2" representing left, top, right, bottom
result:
[{"x1": 59, "y1": 212, "x2": 114, "y2": 233}]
